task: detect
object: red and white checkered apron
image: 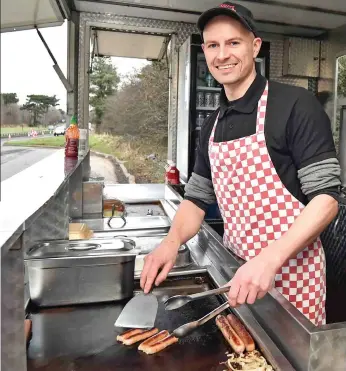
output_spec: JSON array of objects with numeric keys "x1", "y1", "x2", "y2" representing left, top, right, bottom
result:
[{"x1": 208, "y1": 82, "x2": 326, "y2": 326}]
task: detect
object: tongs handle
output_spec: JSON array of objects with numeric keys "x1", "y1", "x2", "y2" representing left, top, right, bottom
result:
[
  {"x1": 189, "y1": 286, "x2": 230, "y2": 300},
  {"x1": 198, "y1": 301, "x2": 230, "y2": 326},
  {"x1": 172, "y1": 301, "x2": 230, "y2": 338}
]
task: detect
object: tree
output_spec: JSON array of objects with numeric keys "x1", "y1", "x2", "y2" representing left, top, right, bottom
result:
[
  {"x1": 21, "y1": 94, "x2": 60, "y2": 126},
  {"x1": 89, "y1": 57, "x2": 120, "y2": 133},
  {"x1": 41, "y1": 107, "x2": 64, "y2": 126},
  {"x1": 338, "y1": 55, "x2": 346, "y2": 97},
  {"x1": 102, "y1": 60, "x2": 169, "y2": 142},
  {"x1": 0, "y1": 99, "x2": 21, "y2": 126},
  {"x1": 1, "y1": 93, "x2": 19, "y2": 105}
]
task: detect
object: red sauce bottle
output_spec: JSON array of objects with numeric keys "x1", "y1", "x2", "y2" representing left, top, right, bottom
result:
[
  {"x1": 165, "y1": 161, "x2": 180, "y2": 185},
  {"x1": 65, "y1": 115, "x2": 80, "y2": 158}
]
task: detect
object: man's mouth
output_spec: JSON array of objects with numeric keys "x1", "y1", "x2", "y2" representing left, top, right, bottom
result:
[{"x1": 216, "y1": 63, "x2": 238, "y2": 70}]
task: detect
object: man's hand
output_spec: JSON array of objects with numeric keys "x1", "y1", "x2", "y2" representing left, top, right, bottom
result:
[
  {"x1": 140, "y1": 239, "x2": 180, "y2": 294},
  {"x1": 227, "y1": 245, "x2": 283, "y2": 307},
  {"x1": 139, "y1": 200, "x2": 205, "y2": 294}
]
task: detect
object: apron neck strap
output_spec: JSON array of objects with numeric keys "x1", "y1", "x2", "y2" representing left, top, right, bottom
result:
[
  {"x1": 256, "y1": 81, "x2": 269, "y2": 134},
  {"x1": 211, "y1": 81, "x2": 269, "y2": 138}
]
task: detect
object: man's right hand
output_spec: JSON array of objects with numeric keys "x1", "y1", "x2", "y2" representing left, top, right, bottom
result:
[
  {"x1": 140, "y1": 199, "x2": 206, "y2": 294},
  {"x1": 140, "y1": 239, "x2": 180, "y2": 294}
]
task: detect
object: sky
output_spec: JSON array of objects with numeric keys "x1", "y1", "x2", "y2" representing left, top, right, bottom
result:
[{"x1": 0, "y1": 21, "x2": 150, "y2": 111}]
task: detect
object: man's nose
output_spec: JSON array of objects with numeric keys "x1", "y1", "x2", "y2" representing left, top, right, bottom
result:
[{"x1": 216, "y1": 45, "x2": 230, "y2": 61}]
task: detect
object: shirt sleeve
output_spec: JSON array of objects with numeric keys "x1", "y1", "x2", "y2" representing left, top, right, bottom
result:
[
  {"x1": 297, "y1": 158, "x2": 341, "y2": 201},
  {"x1": 184, "y1": 172, "x2": 216, "y2": 212},
  {"x1": 288, "y1": 89, "x2": 342, "y2": 199},
  {"x1": 287, "y1": 89, "x2": 338, "y2": 169}
]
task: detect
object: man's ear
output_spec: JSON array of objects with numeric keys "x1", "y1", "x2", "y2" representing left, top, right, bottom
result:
[
  {"x1": 201, "y1": 44, "x2": 205, "y2": 52},
  {"x1": 253, "y1": 38, "x2": 262, "y2": 59}
]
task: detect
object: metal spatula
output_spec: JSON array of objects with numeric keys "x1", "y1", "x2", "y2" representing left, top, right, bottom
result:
[{"x1": 114, "y1": 293, "x2": 158, "y2": 329}]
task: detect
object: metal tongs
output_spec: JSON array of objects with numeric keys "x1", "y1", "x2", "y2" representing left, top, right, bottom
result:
[
  {"x1": 164, "y1": 286, "x2": 231, "y2": 338},
  {"x1": 107, "y1": 199, "x2": 127, "y2": 229}
]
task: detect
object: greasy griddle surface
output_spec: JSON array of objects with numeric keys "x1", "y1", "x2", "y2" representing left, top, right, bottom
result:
[{"x1": 27, "y1": 285, "x2": 231, "y2": 370}]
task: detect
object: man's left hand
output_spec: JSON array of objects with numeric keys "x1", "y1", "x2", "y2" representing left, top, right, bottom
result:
[{"x1": 226, "y1": 245, "x2": 283, "y2": 307}]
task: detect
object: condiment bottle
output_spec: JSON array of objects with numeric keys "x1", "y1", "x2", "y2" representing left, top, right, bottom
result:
[
  {"x1": 65, "y1": 115, "x2": 80, "y2": 158},
  {"x1": 165, "y1": 161, "x2": 180, "y2": 185}
]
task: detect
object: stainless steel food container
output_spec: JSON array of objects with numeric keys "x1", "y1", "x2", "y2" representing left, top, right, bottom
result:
[
  {"x1": 91, "y1": 234, "x2": 193, "y2": 273},
  {"x1": 24, "y1": 239, "x2": 138, "y2": 307},
  {"x1": 131, "y1": 235, "x2": 192, "y2": 273}
]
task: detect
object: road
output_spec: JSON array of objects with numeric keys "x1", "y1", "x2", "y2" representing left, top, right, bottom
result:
[
  {"x1": 1, "y1": 137, "x2": 118, "y2": 183},
  {"x1": 1, "y1": 139, "x2": 58, "y2": 182}
]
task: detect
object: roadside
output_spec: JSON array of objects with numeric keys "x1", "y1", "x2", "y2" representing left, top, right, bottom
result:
[
  {"x1": 3, "y1": 134, "x2": 166, "y2": 183},
  {"x1": 91, "y1": 152, "x2": 129, "y2": 184},
  {"x1": 0, "y1": 126, "x2": 52, "y2": 139},
  {"x1": 1, "y1": 134, "x2": 54, "y2": 147},
  {"x1": 90, "y1": 152, "x2": 120, "y2": 183},
  {"x1": 1, "y1": 143, "x2": 123, "y2": 184}
]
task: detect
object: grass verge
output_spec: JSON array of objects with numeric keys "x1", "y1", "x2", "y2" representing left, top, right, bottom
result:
[
  {"x1": 7, "y1": 136, "x2": 65, "y2": 147},
  {"x1": 5, "y1": 134, "x2": 166, "y2": 183},
  {"x1": 1, "y1": 126, "x2": 47, "y2": 134}
]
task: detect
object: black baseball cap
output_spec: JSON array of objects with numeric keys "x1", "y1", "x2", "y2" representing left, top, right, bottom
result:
[{"x1": 197, "y1": 1, "x2": 258, "y2": 38}]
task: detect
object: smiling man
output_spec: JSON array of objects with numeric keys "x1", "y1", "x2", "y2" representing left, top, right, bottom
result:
[{"x1": 140, "y1": 2, "x2": 341, "y2": 326}]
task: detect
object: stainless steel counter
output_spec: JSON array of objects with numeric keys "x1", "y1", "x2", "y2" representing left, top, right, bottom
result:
[
  {"x1": 0, "y1": 150, "x2": 85, "y2": 252},
  {"x1": 69, "y1": 183, "x2": 346, "y2": 370},
  {"x1": 74, "y1": 215, "x2": 171, "y2": 231},
  {"x1": 70, "y1": 187, "x2": 294, "y2": 370},
  {"x1": 2, "y1": 166, "x2": 346, "y2": 371},
  {"x1": 103, "y1": 183, "x2": 166, "y2": 202},
  {"x1": 162, "y1": 186, "x2": 346, "y2": 371},
  {"x1": 1, "y1": 150, "x2": 90, "y2": 371}
]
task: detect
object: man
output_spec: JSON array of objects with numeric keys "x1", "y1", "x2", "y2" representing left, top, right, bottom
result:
[{"x1": 140, "y1": 2, "x2": 341, "y2": 326}]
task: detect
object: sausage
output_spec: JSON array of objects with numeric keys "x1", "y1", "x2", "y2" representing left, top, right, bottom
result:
[
  {"x1": 122, "y1": 328, "x2": 159, "y2": 345},
  {"x1": 227, "y1": 313, "x2": 255, "y2": 352},
  {"x1": 117, "y1": 328, "x2": 145, "y2": 342},
  {"x1": 142, "y1": 334, "x2": 178, "y2": 354},
  {"x1": 215, "y1": 315, "x2": 245, "y2": 354},
  {"x1": 138, "y1": 330, "x2": 169, "y2": 352}
]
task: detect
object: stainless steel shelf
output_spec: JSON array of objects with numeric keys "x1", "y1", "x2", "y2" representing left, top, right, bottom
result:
[
  {"x1": 196, "y1": 106, "x2": 217, "y2": 111},
  {"x1": 196, "y1": 86, "x2": 222, "y2": 92}
]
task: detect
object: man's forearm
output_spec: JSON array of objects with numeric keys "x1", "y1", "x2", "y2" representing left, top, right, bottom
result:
[
  {"x1": 164, "y1": 200, "x2": 205, "y2": 247},
  {"x1": 273, "y1": 194, "x2": 338, "y2": 266}
]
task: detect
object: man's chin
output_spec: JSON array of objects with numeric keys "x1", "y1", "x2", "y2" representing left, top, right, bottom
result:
[{"x1": 218, "y1": 78, "x2": 240, "y2": 86}]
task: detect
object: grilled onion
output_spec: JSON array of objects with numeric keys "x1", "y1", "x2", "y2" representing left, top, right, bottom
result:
[{"x1": 227, "y1": 351, "x2": 273, "y2": 371}]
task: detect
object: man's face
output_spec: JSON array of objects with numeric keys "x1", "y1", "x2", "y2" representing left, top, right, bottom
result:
[{"x1": 202, "y1": 15, "x2": 262, "y2": 86}]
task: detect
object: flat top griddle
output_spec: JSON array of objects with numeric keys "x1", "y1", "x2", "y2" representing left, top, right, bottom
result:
[{"x1": 27, "y1": 275, "x2": 233, "y2": 371}]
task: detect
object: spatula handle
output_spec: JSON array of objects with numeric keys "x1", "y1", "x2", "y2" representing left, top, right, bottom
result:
[{"x1": 189, "y1": 286, "x2": 230, "y2": 301}]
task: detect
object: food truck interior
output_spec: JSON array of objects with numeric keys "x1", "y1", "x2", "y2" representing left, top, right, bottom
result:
[{"x1": 1, "y1": 1, "x2": 346, "y2": 371}]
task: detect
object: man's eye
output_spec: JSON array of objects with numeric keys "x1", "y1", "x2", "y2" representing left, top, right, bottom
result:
[
  {"x1": 208, "y1": 44, "x2": 217, "y2": 48},
  {"x1": 230, "y1": 41, "x2": 239, "y2": 46}
]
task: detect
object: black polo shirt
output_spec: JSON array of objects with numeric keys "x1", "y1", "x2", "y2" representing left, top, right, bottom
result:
[{"x1": 189, "y1": 74, "x2": 338, "y2": 208}]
